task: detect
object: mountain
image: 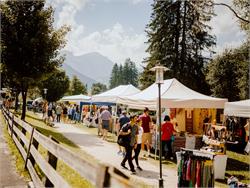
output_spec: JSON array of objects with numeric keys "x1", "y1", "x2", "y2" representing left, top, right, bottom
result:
[
  {"x1": 63, "y1": 51, "x2": 114, "y2": 86},
  {"x1": 62, "y1": 63, "x2": 97, "y2": 89}
]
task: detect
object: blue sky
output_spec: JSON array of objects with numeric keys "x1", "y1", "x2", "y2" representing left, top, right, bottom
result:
[{"x1": 47, "y1": 0, "x2": 246, "y2": 65}]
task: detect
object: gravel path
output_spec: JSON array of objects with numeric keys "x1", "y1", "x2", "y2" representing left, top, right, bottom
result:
[
  {"x1": 0, "y1": 121, "x2": 27, "y2": 188},
  {"x1": 53, "y1": 122, "x2": 178, "y2": 187}
]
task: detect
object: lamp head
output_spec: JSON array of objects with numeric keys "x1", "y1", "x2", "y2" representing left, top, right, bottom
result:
[{"x1": 150, "y1": 64, "x2": 169, "y2": 84}]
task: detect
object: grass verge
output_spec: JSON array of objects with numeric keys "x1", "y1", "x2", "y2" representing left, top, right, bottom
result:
[
  {"x1": 0, "y1": 112, "x2": 31, "y2": 181},
  {"x1": 9, "y1": 111, "x2": 95, "y2": 188},
  {"x1": 225, "y1": 150, "x2": 250, "y2": 184}
]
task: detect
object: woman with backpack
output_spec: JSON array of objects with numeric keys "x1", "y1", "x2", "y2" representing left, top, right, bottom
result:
[{"x1": 119, "y1": 115, "x2": 138, "y2": 174}]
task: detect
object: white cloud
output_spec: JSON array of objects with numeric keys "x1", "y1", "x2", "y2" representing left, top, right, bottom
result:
[
  {"x1": 210, "y1": 0, "x2": 246, "y2": 54},
  {"x1": 64, "y1": 23, "x2": 147, "y2": 65}
]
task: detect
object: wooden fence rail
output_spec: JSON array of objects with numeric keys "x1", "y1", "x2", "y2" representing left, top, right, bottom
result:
[{"x1": 1, "y1": 107, "x2": 137, "y2": 188}]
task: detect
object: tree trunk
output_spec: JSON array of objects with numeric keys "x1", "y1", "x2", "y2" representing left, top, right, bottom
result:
[
  {"x1": 174, "y1": 1, "x2": 181, "y2": 76},
  {"x1": 180, "y1": 1, "x2": 187, "y2": 72},
  {"x1": 14, "y1": 91, "x2": 20, "y2": 112},
  {"x1": 21, "y1": 90, "x2": 27, "y2": 120}
]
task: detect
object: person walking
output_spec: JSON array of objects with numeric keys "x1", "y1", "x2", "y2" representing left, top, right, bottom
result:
[
  {"x1": 62, "y1": 105, "x2": 68, "y2": 123},
  {"x1": 56, "y1": 104, "x2": 62, "y2": 123},
  {"x1": 120, "y1": 115, "x2": 138, "y2": 174},
  {"x1": 117, "y1": 110, "x2": 130, "y2": 155},
  {"x1": 100, "y1": 106, "x2": 112, "y2": 141},
  {"x1": 132, "y1": 118, "x2": 143, "y2": 171},
  {"x1": 140, "y1": 107, "x2": 152, "y2": 158},
  {"x1": 161, "y1": 115, "x2": 176, "y2": 160},
  {"x1": 47, "y1": 102, "x2": 53, "y2": 123}
]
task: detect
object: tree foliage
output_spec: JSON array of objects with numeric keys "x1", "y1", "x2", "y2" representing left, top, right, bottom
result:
[
  {"x1": 91, "y1": 83, "x2": 107, "y2": 95},
  {"x1": 233, "y1": 0, "x2": 250, "y2": 31},
  {"x1": 206, "y1": 42, "x2": 249, "y2": 101},
  {"x1": 109, "y1": 59, "x2": 138, "y2": 89},
  {"x1": 141, "y1": 0, "x2": 215, "y2": 93},
  {"x1": 39, "y1": 69, "x2": 70, "y2": 102},
  {"x1": 1, "y1": 1, "x2": 69, "y2": 119},
  {"x1": 69, "y1": 76, "x2": 87, "y2": 95}
]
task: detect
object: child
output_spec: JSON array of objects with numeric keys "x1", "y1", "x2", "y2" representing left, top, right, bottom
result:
[{"x1": 132, "y1": 118, "x2": 143, "y2": 170}]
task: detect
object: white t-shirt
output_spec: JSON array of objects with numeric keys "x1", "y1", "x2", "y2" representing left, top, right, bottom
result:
[{"x1": 137, "y1": 126, "x2": 143, "y2": 144}]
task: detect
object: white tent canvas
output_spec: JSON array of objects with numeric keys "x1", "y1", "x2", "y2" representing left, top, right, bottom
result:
[
  {"x1": 61, "y1": 94, "x2": 91, "y2": 104},
  {"x1": 92, "y1": 84, "x2": 140, "y2": 103},
  {"x1": 117, "y1": 78, "x2": 227, "y2": 109},
  {"x1": 224, "y1": 99, "x2": 250, "y2": 118}
]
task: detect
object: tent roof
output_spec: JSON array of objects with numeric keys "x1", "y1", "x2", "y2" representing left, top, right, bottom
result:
[
  {"x1": 224, "y1": 99, "x2": 250, "y2": 118},
  {"x1": 117, "y1": 78, "x2": 227, "y2": 109},
  {"x1": 92, "y1": 84, "x2": 140, "y2": 103},
  {"x1": 61, "y1": 94, "x2": 91, "y2": 102}
]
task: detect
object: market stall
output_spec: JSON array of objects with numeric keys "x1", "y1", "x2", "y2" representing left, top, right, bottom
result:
[
  {"x1": 61, "y1": 94, "x2": 91, "y2": 104},
  {"x1": 224, "y1": 99, "x2": 250, "y2": 153},
  {"x1": 92, "y1": 84, "x2": 140, "y2": 103},
  {"x1": 118, "y1": 78, "x2": 228, "y2": 179},
  {"x1": 91, "y1": 84, "x2": 140, "y2": 132}
]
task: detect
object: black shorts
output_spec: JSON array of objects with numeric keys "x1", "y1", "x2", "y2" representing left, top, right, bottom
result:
[{"x1": 48, "y1": 110, "x2": 52, "y2": 117}]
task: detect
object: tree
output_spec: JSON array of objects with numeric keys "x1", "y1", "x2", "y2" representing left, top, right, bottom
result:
[
  {"x1": 109, "y1": 63, "x2": 119, "y2": 89},
  {"x1": 1, "y1": 1, "x2": 69, "y2": 119},
  {"x1": 69, "y1": 76, "x2": 87, "y2": 95},
  {"x1": 232, "y1": 0, "x2": 250, "y2": 31},
  {"x1": 38, "y1": 69, "x2": 70, "y2": 102},
  {"x1": 206, "y1": 42, "x2": 249, "y2": 101},
  {"x1": 109, "y1": 59, "x2": 139, "y2": 89},
  {"x1": 123, "y1": 58, "x2": 139, "y2": 87},
  {"x1": 141, "y1": 0, "x2": 215, "y2": 93},
  {"x1": 91, "y1": 83, "x2": 107, "y2": 95}
]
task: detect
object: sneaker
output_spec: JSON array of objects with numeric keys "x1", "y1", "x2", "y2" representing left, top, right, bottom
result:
[
  {"x1": 131, "y1": 170, "x2": 136, "y2": 175},
  {"x1": 117, "y1": 151, "x2": 122, "y2": 155},
  {"x1": 121, "y1": 164, "x2": 128, "y2": 170},
  {"x1": 137, "y1": 166, "x2": 143, "y2": 171}
]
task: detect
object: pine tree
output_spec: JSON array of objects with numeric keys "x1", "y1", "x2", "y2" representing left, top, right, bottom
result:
[
  {"x1": 109, "y1": 63, "x2": 119, "y2": 89},
  {"x1": 118, "y1": 64, "x2": 124, "y2": 85},
  {"x1": 91, "y1": 83, "x2": 107, "y2": 95},
  {"x1": 70, "y1": 76, "x2": 87, "y2": 95},
  {"x1": 141, "y1": 0, "x2": 215, "y2": 93}
]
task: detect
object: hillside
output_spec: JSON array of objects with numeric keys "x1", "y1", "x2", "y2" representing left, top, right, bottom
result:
[{"x1": 63, "y1": 51, "x2": 114, "y2": 85}]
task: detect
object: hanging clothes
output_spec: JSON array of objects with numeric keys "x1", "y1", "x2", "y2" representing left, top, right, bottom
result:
[{"x1": 177, "y1": 151, "x2": 214, "y2": 188}]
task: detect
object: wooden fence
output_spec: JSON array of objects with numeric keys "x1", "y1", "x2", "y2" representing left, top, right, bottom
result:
[{"x1": 1, "y1": 107, "x2": 136, "y2": 188}]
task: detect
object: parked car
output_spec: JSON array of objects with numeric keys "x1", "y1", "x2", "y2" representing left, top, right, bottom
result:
[{"x1": 27, "y1": 100, "x2": 33, "y2": 110}]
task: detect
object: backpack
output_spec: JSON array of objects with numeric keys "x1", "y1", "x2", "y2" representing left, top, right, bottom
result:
[{"x1": 117, "y1": 123, "x2": 131, "y2": 147}]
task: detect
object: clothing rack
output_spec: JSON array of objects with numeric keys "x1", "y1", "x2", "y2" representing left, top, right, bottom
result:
[
  {"x1": 180, "y1": 148, "x2": 214, "y2": 160},
  {"x1": 178, "y1": 148, "x2": 215, "y2": 187}
]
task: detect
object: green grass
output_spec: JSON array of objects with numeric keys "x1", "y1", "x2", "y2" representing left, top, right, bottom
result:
[
  {"x1": 225, "y1": 150, "x2": 250, "y2": 184},
  {"x1": 9, "y1": 111, "x2": 95, "y2": 188},
  {"x1": 0, "y1": 112, "x2": 31, "y2": 181}
]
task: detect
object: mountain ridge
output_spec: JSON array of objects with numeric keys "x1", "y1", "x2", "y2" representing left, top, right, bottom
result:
[{"x1": 61, "y1": 51, "x2": 114, "y2": 88}]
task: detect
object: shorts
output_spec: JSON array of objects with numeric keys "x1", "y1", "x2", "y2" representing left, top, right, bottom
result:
[
  {"x1": 142, "y1": 133, "x2": 152, "y2": 145},
  {"x1": 102, "y1": 120, "x2": 110, "y2": 130},
  {"x1": 48, "y1": 110, "x2": 53, "y2": 117}
]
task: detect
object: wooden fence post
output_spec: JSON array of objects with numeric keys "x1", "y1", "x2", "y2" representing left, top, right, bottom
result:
[
  {"x1": 11, "y1": 114, "x2": 14, "y2": 138},
  {"x1": 29, "y1": 138, "x2": 39, "y2": 166},
  {"x1": 24, "y1": 127, "x2": 35, "y2": 169},
  {"x1": 44, "y1": 135, "x2": 59, "y2": 187}
]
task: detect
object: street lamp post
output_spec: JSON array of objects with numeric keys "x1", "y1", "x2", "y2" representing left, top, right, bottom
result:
[
  {"x1": 150, "y1": 64, "x2": 168, "y2": 188},
  {"x1": 43, "y1": 88, "x2": 48, "y2": 101}
]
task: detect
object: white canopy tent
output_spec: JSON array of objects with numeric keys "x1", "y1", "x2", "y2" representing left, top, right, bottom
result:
[
  {"x1": 224, "y1": 99, "x2": 250, "y2": 118},
  {"x1": 117, "y1": 78, "x2": 227, "y2": 109},
  {"x1": 91, "y1": 84, "x2": 140, "y2": 103},
  {"x1": 61, "y1": 94, "x2": 91, "y2": 104}
]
